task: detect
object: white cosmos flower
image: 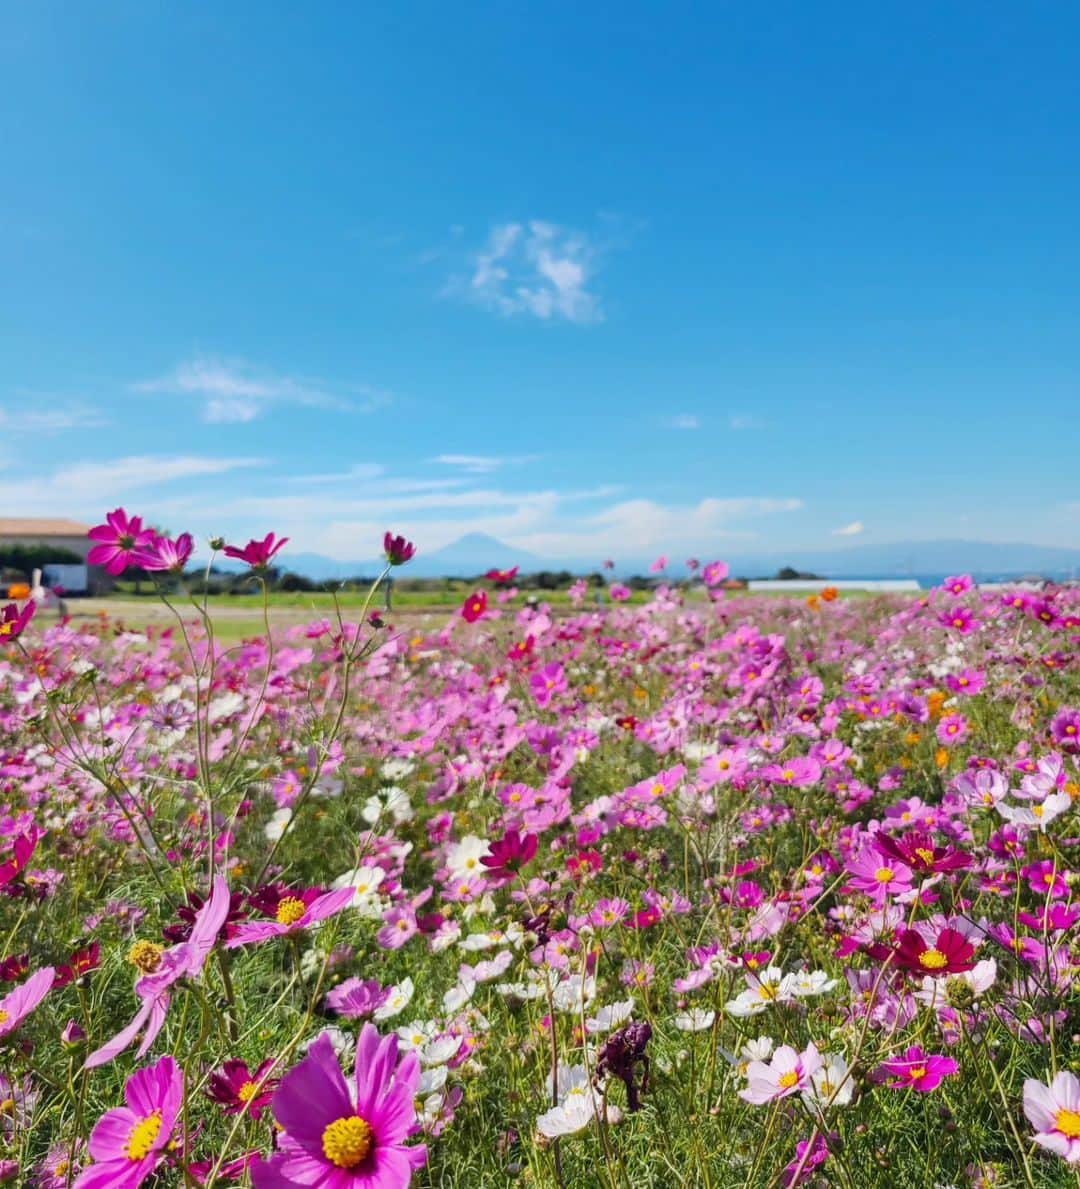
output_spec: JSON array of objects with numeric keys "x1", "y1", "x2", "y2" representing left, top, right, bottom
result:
[
  {"x1": 380, "y1": 758, "x2": 415, "y2": 781},
  {"x1": 552, "y1": 974, "x2": 597, "y2": 1014},
  {"x1": 417, "y1": 1064, "x2": 448, "y2": 1095},
  {"x1": 789, "y1": 970, "x2": 838, "y2": 997},
  {"x1": 422, "y1": 1036, "x2": 461, "y2": 1067},
  {"x1": 443, "y1": 979, "x2": 476, "y2": 1013},
  {"x1": 396, "y1": 1020, "x2": 439, "y2": 1051},
  {"x1": 536, "y1": 1066, "x2": 603, "y2": 1138},
  {"x1": 445, "y1": 835, "x2": 491, "y2": 880},
  {"x1": 996, "y1": 793, "x2": 1071, "y2": 832},
  {"x1": 373, "y1": 977, "x2": 414, "y2": 1021},
  {"x1": 674, "y1": 1009, "x2": 715, "y2": 1032},
  {"x1": 331, "y1": 865, "x2": 386, "y2": 914},
  {"x1": 264, "y1": 807, "x2": 292, "y2": 842},
  {"x1": 585, "y1": 999, "x2": 635, "y2": 1035},
  {"x1": 804, "y1": 1053, "x2": 854, "y2": 1106}
]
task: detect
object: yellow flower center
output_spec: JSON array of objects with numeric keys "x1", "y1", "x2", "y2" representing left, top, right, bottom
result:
[
  {"x1": 53, "y1": 1161, "x2": 69, "y2": 1176},
  {"x1": 275, "y1": 896, "x2": 307, "y2": 926},
  {"x1": 914, "y1": 847, "x2": 935, "y2": 865},
  {"x1": 238, "y1": 1081, "x2": 259, "y2": 1103},
  {"x1": 919, "y1": 948, "x2": 948, "y2": 970},
  {"x1": 128, "y1": 940, "x2": 164, "y2": 974},
  {"x1": 908, "y1": 1066, "x2": 927, "y2": 1081},
  {"x1": 0, "y1": 1098, "x2": 13, "y2": 1115},
  {"x1": 651, "y1": 783, "x2": 664, "y2": 797},
  {"x1": 1056, "y1": 1108, "x2": 1080, "y2": 1139},
  {"x1": 0, "y1": 1011, "x2": 8, "y2": 1027},
  {"x1": 777, "y1": 1071, "x2": 799, "y2": 1089},
  {"x1": 321, "y1": 1115, "x2": 373, "y2": 1168},
  {"x1": 125, "y1": 1111, "x2": 162, "y2": 1161},
  {"x1": 874, "y1": 867, "x2": 895, "y2": 883},
  {"x1": 757, "y1": 983, "x2": 778, "y2": 1000}
]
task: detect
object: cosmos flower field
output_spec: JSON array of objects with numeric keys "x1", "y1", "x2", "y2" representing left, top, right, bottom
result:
[{"x1": 1, "y1": 515, "x2": 1079, "y2": 1188}]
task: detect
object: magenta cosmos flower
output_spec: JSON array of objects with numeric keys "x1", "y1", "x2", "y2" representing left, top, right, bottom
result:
[
  {"x1": 530, "y1": 662, "x2": 567, "y2": 708},
  {"x1": 1023, "y1": 1070, "x2": 1080, "y2": 1163},
  {"x1": 224, "y1": 532, "x2": 289, "y2": 570},
  {"x1": 225, "y1": 886, "x2": 355, "y2": 950},
  {"x1": 383, "y1": 532, "x2": 415, "y2": 567},
  {"x1": 873, "y1": 830, "x2": 972, "y2": 875},
  {"x1": 460, "y1": 591, "x2": 487, "y2": 623},
  {"x1": 479, "y1": 829, "x2": 538, "y2": 883},
  {"x1": 0, "y1": 965, "x2": 54, "y2": 1040},
  {"x1": 252, "y1": 1027, "x2": 426, "y2": 1188},
  {"x1": 875, "y1": 1045, "x2": 957, "y2": 1093},
  {"x1": 0, "y1": 600, "x2": 36, "y2": 642},
  {"x1": 701, "y1": 560, "x2": 730, "y2": 587},
  {"x1": 132, "y1": 532, "x2": 194, "y2": 574},
  {"x1": 87, "y1": 509, "x2": 154, "y2": 575},
  {"x1": 73, "y1": 1054, "x2": 182, "y2": 1188},
  {"x1": 86, "y1": 876, "x2": 230, "y2": 1068}
]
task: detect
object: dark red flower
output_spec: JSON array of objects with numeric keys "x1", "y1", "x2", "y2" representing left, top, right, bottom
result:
[
  {"x1": 461, "y1": 591, "x2": 488, "y2": 623},
  {"x1": 54, "y1": 942, "x2": 101, "y2": 987},
  {"x1": 874, "y1": 830, "x2": 972, "y2": 875},
  {"x1": 246, "y1": 883, "x2": 324, "y2": 921},
  {"x1": 206, "y1": 1059, "x2": 278, "y2": 1120},
  {"x1": 485, "y1": 567, "x2": 519, "y2": 587},
  {"x1": 223, "y1": 532, "x2": 288, "y2": 570},
  {"x1": 596, "y1": 1021, "x2": 652, "y2": 1112},
  {"x1": 162, "y1": 889, "x2": 248, "y2": 945},
  {"x1": 895, "y1": 927, "x2": 976, "y2": 977},
  {"x1": 507, "y1": 636, "x2": 535, "y2": 662},
  {"x1": 0, "y1": 954, "x2": 28, "y2": 982},
  {"x1": 479, "y1": 830, "x2": 538, "y2": 883},
  {"x1": 383, "y1": 532, "x2": 416, "y2": 566}
]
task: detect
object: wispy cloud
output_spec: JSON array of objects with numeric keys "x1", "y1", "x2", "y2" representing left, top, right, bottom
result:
[
  {"x1": 0, "y1": 454, "x2": 264, "y2": 518},
  {"x1": 457, "y1": 221, "x2": 604, "y2": 324},
  {"x1": 665, "y1": 414, "x2": 699, "y2": 430},
  {"x1": 433, "y1": 453, "x2": 538, "y2": 474},
  {"x1": 729, "y1": 414, "x2": 766, "y2": 431},
  {"x1": 0, "y1": 404, "x2": 108, "y2": 433},
  {"x1": 133, "y1": 357, "x2": 390, "y2": 423},
  {"x1": 832, "y1": 520, "x2": 864, "y2": 537}
]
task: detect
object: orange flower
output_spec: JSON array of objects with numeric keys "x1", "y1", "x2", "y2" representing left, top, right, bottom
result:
[{"x1": 820, "y1": 586, "x2": 839, "y2": 602}]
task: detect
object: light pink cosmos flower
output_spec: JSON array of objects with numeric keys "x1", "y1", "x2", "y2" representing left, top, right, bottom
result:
[
  {"x1": 0, "y1": 966, "x2": 55, "y2": 1040},
  {"x1": 73, "y1": 1054, "x2": 182, "y2": 1188},
  {"x1": 86, "y1": 877, "x2": 230, "y2": 1068},
  {"x1": 376, "y1": 906, "x2": 418, "y2": 951},
  {"x1": 701, "y1": 560, "x2": 730, "y2": 587},
  {"x1": 844, "y1": 846, "x2": 914, "y2": 901},
  {"x1": 761, "y1": 757, "x2": 822, "y2": 788},
  {"x1": 740, "y1": 1042, "x2": 822, "y2": 1104},
  {"x1": 131, "y1": 532, "x2": 194, "y2": 574},
  {"x1": 1023, "y1": 1070, "x2": 1080, "y2": 1163},
  {"x1": 649, "y1": 556, "x2": 668, "y2": 573},
  {"x1": 225, "y1": 887, "x2": 355, "y2": 950}
]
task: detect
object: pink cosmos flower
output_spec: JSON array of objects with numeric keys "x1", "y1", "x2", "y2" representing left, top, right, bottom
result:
[
  {"x1": 251, "y1": 1027, "x2": 426, "y2": 1187},
  {"x1": 895, "y1": 927, "x2": 976, "y2": 977},
  {"x1": 1050, "y1": 708, "x2": 1080, "y2": 754},
  {"x1": 936, "y1": 712, "x2": 969, "y2": 747},
  {"x1": 87, "y1": 509, "x2": 154, "y2": 575},
  {"x1": 873, "y1": 830, "x2": 972, "y2": 875},
  {"x1": 0, "y1": 826, "x2": 44, "y2": 887},
  {"x1": 739, "y1": 1042, "x2": 822, "y2": 1104},
  {"x1": 844, "y1": 846, "x2": 914, "y2": 900},
  {"x1": 875, "y1": 1045, "x2": 958, "y2": 1092},
  {"x1": 73, "y1": 1054, "x2": 182, "y2": 1188},
  {"x1": 225, "y1": 887, "x2": 355, "y2": 950},
  {"x1": 942, "y1": 574, "x2": 973, "y2": 596},
  {"x1": 376, "y1": 906, "x2": 418, "y2": 951},
  {"x1": 761, "y1": 757, "x2": 822, "y2": 788},
  {"x1": 701, "y1": 560, "x2": 730, "y2": 587},
  {"x1": 0, "y1": 966, "x2": 54, "y2": 1040},
  {"x1": 939, "y1": 606, "x2": 977, "y2": 634},
  {"x1": 86, "y1": 877, "x2": 230, "y2": 1068},
  {"x1": 325, "y1": 979, "x2": 391, "y2": 1020},
  {"x1": 649, "y1": 555, "x2": 668, "y2": 573},
  {"x1": 530, "y1": 662, "x2": 567, "y2": 708},
  {"x1": 1023, "y1": 1070, "x2": 1080, "y2": 1163},
  {"x1": 131, "y1": 533, "x2": 194, "y2": 574},
  {"x1": 207, "y1": 1058, "x2": 278, "y2": 1121},
  {"x1": 0, "y1": 600, "x2": 36, "y2": 642},
  {"x1": 609, "y1": 583, "x2": 631, "y2": 602},
  {"x1": 223, "y1": 532, "x2": 289, "y2": 570}
]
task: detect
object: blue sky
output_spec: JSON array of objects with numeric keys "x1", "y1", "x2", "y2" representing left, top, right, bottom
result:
[{"x1": 3, "y1": 2, "x2": 1080, "y2": 562}]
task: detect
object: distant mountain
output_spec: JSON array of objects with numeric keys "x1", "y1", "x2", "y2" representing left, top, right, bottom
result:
[{"x1": 208, "y1": 536, "x2": 1080, "y2": 583}]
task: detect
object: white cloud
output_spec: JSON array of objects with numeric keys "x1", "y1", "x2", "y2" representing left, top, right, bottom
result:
[
  {"x1": 133, "y1": 357, "x2": 389, "y2": 423},
  {"x1": 460, "y1": 221, "x2": 604, "y2": 324},
  {"x1": 832, "y1": 520, "x2": 864, "y2": 537},
  {"x1": 433, "y1": 453, "x2": 538, "y2": 474},
  {"x1": 0, "y1": 405, "x2": 108, "y2": 432},
  {"x1": 0, "y1": 455, "x2": 264, "y2": 518},
  {"x1": 666, "y1": 414, "x2": 699, "y2": 430},
  {"x1": 729, "y1": 414, "x2": 766, "y2": 431}
]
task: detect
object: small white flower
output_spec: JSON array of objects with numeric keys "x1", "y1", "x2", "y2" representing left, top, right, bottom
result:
[
  {"x1": 804, "y1": 1053, "x2": 854, "y2": 1107},
  {"x1": 585, "y1": 999, "x2": 635, "y2": 1034},
  {"x1": 674, "y1": 1009, "x2": 715, "y2": 1032},
  {"x1": 264, "y1": 808, "x2": 292, "y2": 842},
  {"x1": 443, "y1": 979, "x2": 476, "y2": 1013},
  {"x1": 374, "y1": 977, "x2": 414, "y2": 1020}
]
